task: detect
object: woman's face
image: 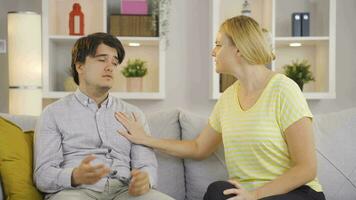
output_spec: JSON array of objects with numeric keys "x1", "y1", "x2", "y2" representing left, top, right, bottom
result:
[{"x1": 211, "y1": 32, "x2": 239, "y2": 74}]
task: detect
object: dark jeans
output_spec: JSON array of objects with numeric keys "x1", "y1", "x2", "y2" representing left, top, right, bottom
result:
[{"x1": 203, "y1": 181, "x2": 326, "y2": 200}]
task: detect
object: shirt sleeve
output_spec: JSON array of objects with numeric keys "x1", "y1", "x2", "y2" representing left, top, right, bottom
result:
[
  {"x1": 277, "y1": 80, "x2": 313, "y2": 133},
  {"x1": 209, "y1": 98, "x2": 222, "y2": 134},
  {"x1": 33, "y1": 107, "x2": 75, "y2": 193},
  {"x1": 130, "y1": 110, "x2": 158, "y2": 188}
]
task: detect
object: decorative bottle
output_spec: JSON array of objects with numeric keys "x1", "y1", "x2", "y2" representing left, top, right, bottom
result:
[{"x1": 69, "y1": 3, "x2": 84, "y2": 35}]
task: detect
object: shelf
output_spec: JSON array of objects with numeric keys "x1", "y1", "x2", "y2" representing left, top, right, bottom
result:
[
  {"x1": 118, "y1": 37, "x2": 159, "y2": 41},
  {"x1": 274, "y1": 0, "x2": 330, "y2": 37},
  {"x1": 210, "y1": 0, "x2": 273, "y2": 100},
  {"x1": 43, "y1": 91, "x2": 165, "y2": 100},
  {"x1": 213, "y1": 0, "x2": 272, "y2": 31},
  {"x1": 210, "y1": 0, "x2": 335, "y2": 100},
  {"x1": 117, "y1": 37, "x2": 160, "y2": 46},
  {"x1": 274, "y1": 37, "x2": 329, "y2": 47},
  {"x1": 275, "y1": 36, "x2": 329, "y2": 42},
  {"x1": 49, "y1": 35, "x2": 160, "y2": 41},
  {"x1": 113, "y1": 45, "x2": 160, "y2": 93},
  {"x1": 274, "y1": 40, "x2": 330, "y2": 93},
  {"x1": 46, "y1": 40, "x2": 161, "y2": 93},
  {"x1": 49, "y1": 35, "x2": 83, "y2": 41},
  {"x1": 43, "y1": 0, "x2": 166, "y2": 100},
  {"x1": 49, "y1": 35, "x2": 160, "y2": 46},
  {"x1": 47, "y1": 0, "x2": 106, "y2": 35}
]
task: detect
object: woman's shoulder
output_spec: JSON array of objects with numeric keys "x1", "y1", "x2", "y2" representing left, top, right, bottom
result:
[
  {"x1": 271, "y1": 73, "x2": 301, "y2": 94},
  {"x1": 220, "y1": 81, "x2": 239, "y2": 100},
  {"x1": 269, "y1": 74, "x2": 307, "y2": 106}
]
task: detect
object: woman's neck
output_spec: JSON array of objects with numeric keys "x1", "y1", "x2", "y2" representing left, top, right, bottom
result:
[{"x1": 234, "y1": 65, "x2": 274, "y2": 95}]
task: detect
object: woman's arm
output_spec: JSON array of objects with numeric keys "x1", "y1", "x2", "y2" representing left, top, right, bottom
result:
[
  {"x1": 252, "y1": 117, "x2": 317, "y2": 198},
  {"x1": 115, "y1": 112, "x2": 222, "y2": 160}
]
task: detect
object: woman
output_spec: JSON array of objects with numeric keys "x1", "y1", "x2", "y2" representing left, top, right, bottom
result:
[{"x1": 115, "y1": 15, "x2": 325, "y2": 200}]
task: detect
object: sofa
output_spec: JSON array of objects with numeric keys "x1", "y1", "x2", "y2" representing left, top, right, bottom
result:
[{"x1": 1, "y1": 108, "x2": 356, "y2": 200}]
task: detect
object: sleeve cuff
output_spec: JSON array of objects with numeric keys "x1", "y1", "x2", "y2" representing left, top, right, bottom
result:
[
  {"x1": 148, "y1": 174, "x2": 155, "y2": 189},
  {"x1": 140, "y1": 167, "x2": 157, "y2": 189},
  {"x1": 208, "y1": 119, "x2": 221, "y2": 134},
  {"x1": 58, "y1": 167, "x2": 75, "y2": 189}
]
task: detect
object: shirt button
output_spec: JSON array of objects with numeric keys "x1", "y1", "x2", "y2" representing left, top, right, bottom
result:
[{"x1": 106, "y1": 153, "x2": 111, "y2": 158}]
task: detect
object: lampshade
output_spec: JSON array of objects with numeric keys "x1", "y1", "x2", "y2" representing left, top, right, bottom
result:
[{"x1": 7, "y1": 12, "x2": 42, "y2": 116}]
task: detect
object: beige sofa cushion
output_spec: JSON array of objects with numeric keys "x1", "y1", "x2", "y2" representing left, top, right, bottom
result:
[
  {"x1": 314, "y1": 108, "x2": 356, "y2": 199},
  {"x1": 146, "y1": 109, "x2": 185, "y2": 200},
  {"x1": 179, "y1": 110, "x2": 228, "y2": 200}
]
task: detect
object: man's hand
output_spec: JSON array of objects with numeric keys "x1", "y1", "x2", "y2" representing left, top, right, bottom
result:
[
  {"x1": 128, "y1": 169, "x2": 151, "y2": 196},
  {"x1": 71, "y1": 155, "x2": 111, "y2": 187}
]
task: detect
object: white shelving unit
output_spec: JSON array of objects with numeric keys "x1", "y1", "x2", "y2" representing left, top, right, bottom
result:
[
  {"x1": 42, "y1": 0, "x2": 165, "y2": 100},
  {"x1": 210, "y1": 0, "x2": 336, "y2": 100}
]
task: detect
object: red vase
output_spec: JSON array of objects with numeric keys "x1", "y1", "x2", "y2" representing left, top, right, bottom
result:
[{"x1": 69, "y1": 3, "x2": 84, "y2": 35}]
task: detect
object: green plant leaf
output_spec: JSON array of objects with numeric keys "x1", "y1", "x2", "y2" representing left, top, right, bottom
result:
[
  {"x1": 121, "y1": 58, "x2": 148, "y2": 77},
  {"x1": 283, "y1": 59, "x2": 315, "y2": 87}
]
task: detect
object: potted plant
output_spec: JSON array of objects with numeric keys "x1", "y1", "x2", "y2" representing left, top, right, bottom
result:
[
  {"x1": 283, "y1": 59, "x2": 315, "y2": 91},
  {"x1": 121, "y1": 58, "x2": 148, "y2": 92}
]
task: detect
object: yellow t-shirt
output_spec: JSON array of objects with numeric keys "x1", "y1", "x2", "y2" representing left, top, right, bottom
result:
[{"x1": 209, "y1": 73, "x2": 322, "y2": 192}]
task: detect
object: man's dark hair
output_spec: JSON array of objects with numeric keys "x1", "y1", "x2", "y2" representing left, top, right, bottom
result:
[{"x1": 70, "y1": 32, "x2": 125, "y2": 85}]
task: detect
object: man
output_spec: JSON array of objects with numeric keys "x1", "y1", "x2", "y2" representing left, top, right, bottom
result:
[{"x1": 34, "y1": 32, "x2": 172, "y2": 200}]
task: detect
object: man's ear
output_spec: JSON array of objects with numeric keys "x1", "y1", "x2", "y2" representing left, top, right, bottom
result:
[{"x1": 75, "y1": 62, "x2": 84, "y2": 74}]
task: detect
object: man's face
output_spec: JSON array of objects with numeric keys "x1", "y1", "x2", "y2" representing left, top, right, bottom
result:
[{"x1": 76, "y1": 43, "x2": 119, "y2": 90}]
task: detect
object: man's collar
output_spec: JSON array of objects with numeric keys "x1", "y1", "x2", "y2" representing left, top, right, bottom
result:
[{"x1": 74, "y1": 88, "x2": 112, "y2": 108}]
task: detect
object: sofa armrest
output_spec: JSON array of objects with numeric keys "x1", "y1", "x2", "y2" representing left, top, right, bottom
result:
[
  {"x1": 0, "y1": 113, "x2": 38, "y2": 132},
  {"x1": 0, "y1": 177, "x2": 4, "y2": 200}
]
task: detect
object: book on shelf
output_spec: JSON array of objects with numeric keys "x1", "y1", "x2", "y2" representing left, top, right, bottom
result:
[
  {"x1": 301, "y1": 12, "x2": 310, "y2": 36},
  {"x1": 110, "y1": 15, "x2": 157, "y2": 37},
  {"x1": 292, "y1": 13, "x2": 302, "y2": 37}
]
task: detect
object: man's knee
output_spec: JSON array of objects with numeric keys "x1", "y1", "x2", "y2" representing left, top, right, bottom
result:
[
  {"x1": 117, "y1": 189, "x2": 174, "y2": 200},
  {"x1": 47, "y1": 189, "x2": 95, "y2": 200},
  {"x1": 204, "y1": 181, "x2": 237, "y2": 200}
]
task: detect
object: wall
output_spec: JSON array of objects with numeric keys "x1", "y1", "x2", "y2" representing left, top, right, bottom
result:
[
  {"x1": 0, "y1": 0, "x2": 355, "y2": 117},
  {"x1": 129, "y1": 0, "x2": 216, "y2": 116}
]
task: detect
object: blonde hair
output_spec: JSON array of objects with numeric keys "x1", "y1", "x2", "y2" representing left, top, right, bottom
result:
[{"x1": 220, "y1": 15, "x2": 275, "y2": 65}]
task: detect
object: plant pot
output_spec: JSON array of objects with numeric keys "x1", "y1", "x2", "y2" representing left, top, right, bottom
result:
[
  {"x1": 126, "y1": 77, "x2": 143, "y2": 92},
  {"x1": 295, "y1": 80, "x2": 304, "y2": 91}
]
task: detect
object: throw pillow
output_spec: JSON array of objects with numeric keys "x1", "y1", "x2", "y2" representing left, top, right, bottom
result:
[{"x1": 0, "y1": 116, "x2": 43, "y2": 200}]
